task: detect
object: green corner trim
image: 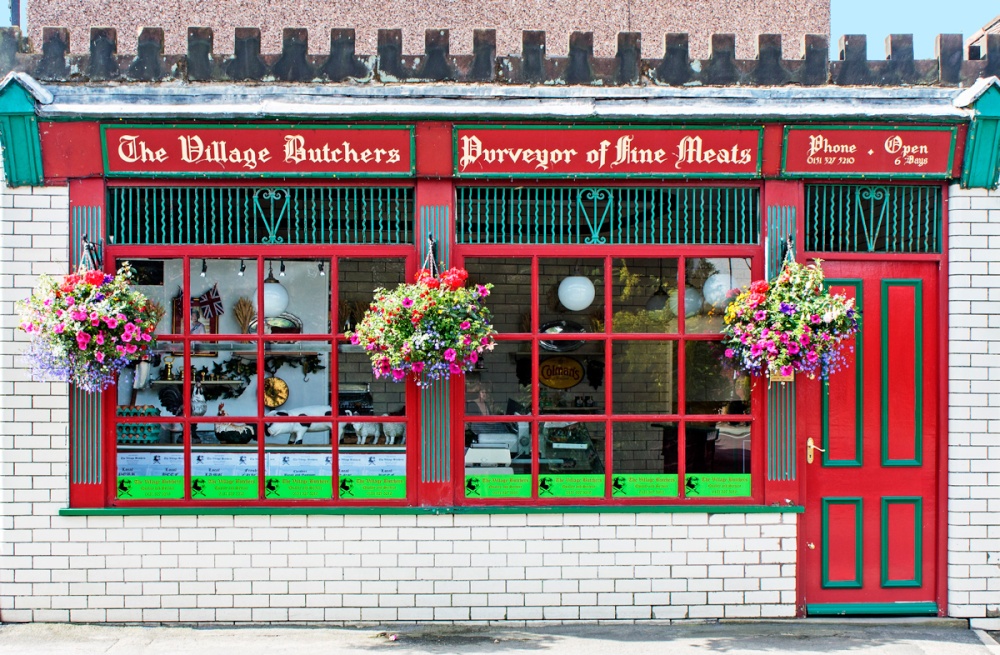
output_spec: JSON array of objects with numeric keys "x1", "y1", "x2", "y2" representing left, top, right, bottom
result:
[
  {"x1": 806, "y1": 602, "x2": 938, "y2": 617},
  {"x1": 60, "y1": 504, "x2": 804, "y2": 517},
  {"x1": 0, "y1": 80, "x2": 43, "y2": 186}
]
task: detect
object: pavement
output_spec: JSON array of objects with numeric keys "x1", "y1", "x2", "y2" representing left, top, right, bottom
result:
[{"x1": 1, "y1": 619, "x2": 998, "y2": 655}]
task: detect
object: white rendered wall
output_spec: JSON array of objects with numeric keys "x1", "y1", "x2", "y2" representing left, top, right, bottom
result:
[
  {"x1": 0, "y1": 182, "x2": 797, "y2": 623},
  {"x1": 946, "y1": 184, "x2": 1000, "y2": 630}
]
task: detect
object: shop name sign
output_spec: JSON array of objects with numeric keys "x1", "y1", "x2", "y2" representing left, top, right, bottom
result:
[
  {"x1": 101, "y1": 125, "x2": 414, "y2": 177},
  {"x1": 454, "y1": 126, "x2": 762, "y2": 177},
  {"x1": 782, "y1": 126, "x2": 956, "y2": 178}
]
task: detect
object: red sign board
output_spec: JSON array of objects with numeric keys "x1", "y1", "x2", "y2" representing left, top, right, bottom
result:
[
  {"x1": 782, "y1": 126, "x2": 956, "y2": 178},
  {"x1": 454, "y1": 126, "x2": 762, "y2": 177},
  {"x1": 102, "y1": 125, "x2": 414, "y2": 177}
]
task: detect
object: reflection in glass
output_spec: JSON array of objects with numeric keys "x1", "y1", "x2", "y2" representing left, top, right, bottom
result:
[
  {"x1": 684, "y1": 341, "x2": 750, "y2": 415},
  {"x1": 612, "y1": 258, "x2": 679, "y2": 334},
  {"x1": 338, "y1": 257, "x2": 405, "y2": 333},
  {"x1": 465, "y1": 258, "x2": 531, "y2": 333},
  {"x1": 685, "y1": 257, "x2": 751, "y2": 334},
  {"x1": 464, "y1": 342, "x2": 530, "y2": 416},
  {"x1": 192, "y1": 424, "x2": 259, "y2": 500},
  {"x1": 123, "y1": 258, "x2": 182, "y2": 336},
  {"x1": 539, "y1": 422, "x2": 605, "y2": 475},
  {"x1": 178, "y1": 259, "x2": 260, "y2": 336},
  {"x1": 612, "y1": 341, "x2": 678, "y2": 415},
  {"x1": 338, "y1": 350, "x2": 404, "y2": 416}
]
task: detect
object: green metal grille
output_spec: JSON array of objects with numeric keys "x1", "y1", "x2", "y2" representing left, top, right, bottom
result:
[
  {"x1": 456, "y1": 187, "x2": 760, "y2": 245},
  {"x1": 108, "y1": 186, "x2": 414, "y2": 246},
  {"x1": 805, "y1": 185, "x2": 942, "y2": 254}
]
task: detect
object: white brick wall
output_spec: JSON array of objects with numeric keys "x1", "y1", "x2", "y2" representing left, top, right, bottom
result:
[
  {"x1": 0, "y1": 181, "x2": 801, "y2": 624},
  {"x1": 947, "y1": 184, "x2": 1000, "y2": 631}
]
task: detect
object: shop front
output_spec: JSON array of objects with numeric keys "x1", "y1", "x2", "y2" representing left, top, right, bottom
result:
[{"x1": 3, "y1": 65, "x2": 996, "y2": 622}]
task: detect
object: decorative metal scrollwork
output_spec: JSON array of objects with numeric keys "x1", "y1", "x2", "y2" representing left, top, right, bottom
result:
[
  {"x1": 856, "y1": 185, "x2": 890, "y2": 253},
  {"x1": 577, "y1": 188, "x2": 613, "y2": 245},
  {"x1": 254, "y1": 188, "x2": 291, "y2": 244}
]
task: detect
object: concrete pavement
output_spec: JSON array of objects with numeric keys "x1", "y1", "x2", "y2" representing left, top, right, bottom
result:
[{"x1": 1, "y1": 619, "x2": 998, "y2": 655}]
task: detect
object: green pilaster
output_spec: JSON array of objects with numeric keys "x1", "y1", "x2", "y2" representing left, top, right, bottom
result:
[{"x1": 0, "y1": 73, "x2": 45, "y2": 186}]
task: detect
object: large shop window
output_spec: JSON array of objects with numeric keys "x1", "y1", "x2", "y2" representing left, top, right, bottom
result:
[
  {"x1": 456, "y1": 186, "x2": 761, "y2": 504},
  {"x1": 109, "y1": 186, "x2": 416, "y2": 505}
]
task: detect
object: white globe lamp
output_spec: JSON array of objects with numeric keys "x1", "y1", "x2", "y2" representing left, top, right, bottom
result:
[
  {"x1": 558, "y1": 275, "x2": 596, "y2": 311},
  {"x1": 260, "y1": 263, "x2": 289, "y2": 318},
  {"x1": 702, "y1": 273, "x2": 734, "y2": 310},
  {"x1": 669, "y1": 286, "x2": 704, "y2": 317}
]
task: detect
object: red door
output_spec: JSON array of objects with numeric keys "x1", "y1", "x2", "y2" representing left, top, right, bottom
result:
[{"x1": 799, "y1": 261, "x2": 941, "y2": 616}]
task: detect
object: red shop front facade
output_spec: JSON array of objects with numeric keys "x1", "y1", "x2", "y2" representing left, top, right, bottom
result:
[{"x1": 38, "y1": 115, "x2": 957, "y2": 617}]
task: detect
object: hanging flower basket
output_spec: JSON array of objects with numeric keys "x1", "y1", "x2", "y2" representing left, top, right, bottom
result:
[
  {"x1": 721, "y1": 259, "x2": 859, "y2": 382},
  {"x1": 348, "y1": 266, "x2": 497, "y2": 386},
  {"x1": 17, "y1": 263, "x2": 159, "y2": 392}
]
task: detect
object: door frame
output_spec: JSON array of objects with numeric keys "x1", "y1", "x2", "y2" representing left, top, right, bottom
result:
[{"x1": 794, "y1": 186, "x2": 949, "y2": 617}]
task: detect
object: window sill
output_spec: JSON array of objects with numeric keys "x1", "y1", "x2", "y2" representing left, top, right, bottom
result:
[{"x1": 60, "y1": 504, "x2": 804, "y2": 516}]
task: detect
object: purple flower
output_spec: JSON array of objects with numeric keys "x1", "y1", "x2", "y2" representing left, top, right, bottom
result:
[{"x1": 780, "y1": 302, "x2": 796, "y2": 316}]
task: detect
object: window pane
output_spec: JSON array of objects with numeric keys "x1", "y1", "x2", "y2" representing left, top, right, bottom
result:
[
  {"x1": 465, "y1": 342, "x2": 530, "y2": 416},
  {"x1": 464, "y1": 419, "x2": 531, "y2": 500},
  {"x1": 249, "y1": 259, "x2": 329, "y2": 336},
  {"x1": 611, "y1": 258, "x2": 679, "y2": 333},
  {"x1": 538, "y1": 258, "x2": 604, "y2": 333},
  {"x1": 685, "y1": 257, "x2": 751, "y2": 334},
  {"x1": 684, "y1": 341, "x2": 750, "y2": 415},
  {"x1": 179, "y1": 258, "x2": 259, "y2": 336},
  {"x1": 338, "y1": 417, "x2": 407, "y2": 500},
  {"x1": 539, "y1": 422, "x2": 605, "y2": 498},
  {"x1": 116, "y1": 439, "x2": 185, "y2": 500},
  {"x1": 121, "y1": 258, "x2": 183, "y2": 337},
  {"x1": 338, "y1": 349, "x2": 405, "y2": 416},
  {"x1": 683, "y1": 421, "x2": 751, "y2": 498},
  {"x1": 612, "y1": 341, "x2": 678, "y2": 414},
  {"x1": 465, "y1": 257, "x2": 531, "y2": 333},
  {"x1": 612, "y1": 421, "x2": 678, "y2": 498},
  {"x1": 338, "y1": 257, "x2": 406, "y2": 333},
  {"x1": 260, "y1": 341, "x2": 333, "y2": 416},
  {"x1": 192, "y1": 425, "x2": 259, "y2": 500}
]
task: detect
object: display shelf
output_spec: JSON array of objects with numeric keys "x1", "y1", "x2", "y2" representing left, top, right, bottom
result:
[{"x1": 150, "y1": 380, "x2": 243, "y2": 387}]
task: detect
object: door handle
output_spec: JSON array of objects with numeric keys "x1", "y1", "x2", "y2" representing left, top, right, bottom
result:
[{"x1": 806, "y1": 437, "x2": 826, "y2": 464}]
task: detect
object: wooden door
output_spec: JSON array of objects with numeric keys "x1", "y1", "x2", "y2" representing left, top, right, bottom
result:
[{"x1": 799, "y1": 261, "x2": 941, "y2": 616}]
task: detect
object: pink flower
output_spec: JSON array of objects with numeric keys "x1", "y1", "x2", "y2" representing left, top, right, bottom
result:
[
  {"x1": 66, "y1": 297, "x2": 75, "y2": 306},
  {"x1": 468, "y1": 351, "x2": 479, "y2": 364},
  {"x1": 724, "y1": 348, "x2": 734, "y2": 358},
  {"x1": 54, "y1": 323, "x2": 65, "y2": 334},
  {"x1": 125, "y1": 344, "x2": 138, "y2": 354},
  {"x1": 95, "y1": 332, "x2": 105, "y2": 345},
  {"x1": 806, "y1": 350, "x2": 819, "y2": 363},
  {"x1": 780, "y1": 365, "x2": 793, "y2": 376},
  {"x1": 95, "y1": 351, "x2": 105, "y2": 363},
  {"x1": 787, "y1": 342, "x2": 800, "y2": 355},
  {"x1": 104, "y1": 317, "x2": 118, "y2": 329},
  {"x1": 480, "y1": 336, "x2": 490, "y2": 345},
  {"x1": 463, "y1": 335, "x2": 472, "y2": 345},
  {"x1": 142, "y1": 333, "x2": 152, "y2": 342},
  {"x1": 76, "y1": 332, "x2": 91, "y2": 350},
  {"x1": 449, "y1": 362, "x2": 461, "y2": 374},
  {"x1": 477, "y1": 285, "x2": 489, "y2": 297},
  {"x1": 460, "y1": 321, "x2": 471, "y2": 330},
  {"x1": 754, "y1": 310, "x2": 766, "y2": 321},
  {"x1": 402, "y1": 297, "x2": 414, "y2": 308},
  {"x1": 443, "y1": 348, "x2": 457, "y2": 362},
  {"x1": 392, "y1": 368, "x2": 406, "y2": 381},
  {"x1": 411, "y1": 361, "x2": 425, "y2": 374},
  {"x1": 350, "y1": 334, "x2": 360, "y2": 345}
]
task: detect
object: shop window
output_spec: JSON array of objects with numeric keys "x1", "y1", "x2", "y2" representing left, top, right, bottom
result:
[
  {"x1": 462, "y1": 253, "x2": 756, "y2": 504},
  {"x1": 113, "y1": 255, "x2": 413, "y2": 505}
]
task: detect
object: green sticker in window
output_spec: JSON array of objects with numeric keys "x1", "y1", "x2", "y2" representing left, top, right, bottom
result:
[
  {"x1": 538, "y1": 474, "x2": 604, "y2": 498},
  {"x1": 191, "y1": 476, "x2": 257, "y2": 500},
  {"x1": 610, "y1": 474, "x2": 679, "y2": 498},
  {"x1": 338, "y1": 475, "x2": 406, "y2": 500},
  {"x1": 264, "y1": 476, "x2": 333, "y2": 500},
  {"x1": 684, "y1": 473, "x2": 751, "y2": 497},
  {"x1": 465, "y1": 474, "x2": 532, "y2": 499},
  {"x1": 116, "y1": 476, "x2": 184, "y2": 500}
]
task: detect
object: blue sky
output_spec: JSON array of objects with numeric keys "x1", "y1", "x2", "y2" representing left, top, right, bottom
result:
[{"x1": 832, "y1": 1, "x2": 995, "y2": 59}]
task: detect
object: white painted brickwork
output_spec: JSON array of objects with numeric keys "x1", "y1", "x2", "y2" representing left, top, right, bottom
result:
[
  {"x1": 0, "y1": 181, "x2": 799, "y2": 623},
  {"x1": 947, "y1": 184, "x2": 1000, "y2": 631}
]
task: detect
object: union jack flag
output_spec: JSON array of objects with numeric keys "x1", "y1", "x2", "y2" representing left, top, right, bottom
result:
[{"x1": 196, "y1": 284, "x2": 225, "y2": 319}]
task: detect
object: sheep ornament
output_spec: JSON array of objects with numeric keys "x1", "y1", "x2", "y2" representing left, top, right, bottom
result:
[{"x1": 265, "y1": 406, "x2": 405, "y2": 446}]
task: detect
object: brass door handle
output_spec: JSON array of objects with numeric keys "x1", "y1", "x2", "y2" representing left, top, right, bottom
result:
[{"x1": 806, "y1": 437, "x2": 826, "y2": 464}]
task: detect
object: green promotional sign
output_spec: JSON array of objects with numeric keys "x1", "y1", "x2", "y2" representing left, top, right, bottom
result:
[
  {"x1": 116, "y1": 476, "x2": 184, "y2": 500},
  {"x1": 191, "y1": 476, "x2": 257, "y2": 500},
  {"x1": 338, "y1": 475, "x2": 406, "y2": 500},
  {"x1": 684, "y1": 473, "x2": 751, "y2": 497},
  {"x1": 610, "y1": 474, "x2": 679, "y2": 498},
  {"x1": 264, "y1": 476, "x2": 333, "y2": 500},
  {"x1": 538, "y1": 474, "x2": 604, "y2": 498},
  {"x1": 464, "y1": 475, "x2": 532, "y2": 499}
]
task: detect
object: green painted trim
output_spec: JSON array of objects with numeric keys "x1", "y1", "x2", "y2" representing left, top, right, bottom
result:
[
  {"x1": 100, "y1": 124, "x2": 416, "y2": 178},
  {"x1": 821, "y1": 497, "x2": 863, "y2": 589},
  {"x1": 0, "y1": 79, "x2": 44, "y2": 186},
  {"x1": 880, "y1": 279, "x2": 923, "y2": 467},
  {"x1": 61, "y1": 504, "x2": 804, "y2": 516},
  {"x1": 880, "y1": 496, "x2": 923, "y2": 588},
  {"x1": 781, "y1": 125, "x2": 958, "y2": 180},
  {"x1": 806, "y1": 602, "x2": 938, "y2": 617},
  {"x1": 821, "y1": 279, "x2": 863, "y2": 468},
  {"x1": 961, "y1": 85, "x2": 1000, "y2": 189},
  {"x1": 452, "y1": 125, "x2": 764, "y2": 179}
]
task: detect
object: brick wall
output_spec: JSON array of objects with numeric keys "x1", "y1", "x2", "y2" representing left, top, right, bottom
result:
[
  {"x1": 0, "y1": 180, "x2": 798, "y2": 623},
  {"x1": 946, "y1": 184, "x2": 1000, "y2": 631}
]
